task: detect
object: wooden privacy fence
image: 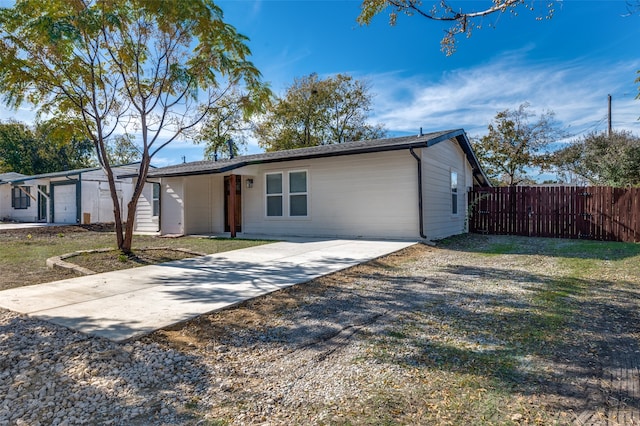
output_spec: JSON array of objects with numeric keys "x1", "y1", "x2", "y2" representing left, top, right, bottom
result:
[{"x1": 468, "y1": 186, "x2": 640, "y2": 242}]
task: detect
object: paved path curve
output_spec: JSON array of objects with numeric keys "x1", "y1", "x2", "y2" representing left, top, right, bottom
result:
[{"x1": 0, "y1": 239, "x2": 414, "y2": 342}]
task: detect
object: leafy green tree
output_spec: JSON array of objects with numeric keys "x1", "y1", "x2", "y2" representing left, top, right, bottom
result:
[
  {"x1": 255, "y1": 73, "x2": 386, "y2": 151},
  {"x1": 0, "y1": 120, "x2": 38, "y2": 174},
  {"x1": 472, "y1": 103, "x2": 564, "y2": 186},
  {"x1": 551, "y1": 130, "x2": 640, "y2": 187},
  {"x1": 357, "y1": 0, "x2": 555, "y2": 55},
  {"x1": 33, "y1": 117, "x2": 96, "y2": 171},
  {"x1": 0, "y1": 0, "x2": 268, "y2": 253},
  {"x1": 0, "y1": 119, "x2": 94, "y2": 174},
  {"x1": 194, "y1": 90, "x2": 254, "y2": 160},
  {"x1": 106, "y1": 134, "x2": 140, "y2": 165}
]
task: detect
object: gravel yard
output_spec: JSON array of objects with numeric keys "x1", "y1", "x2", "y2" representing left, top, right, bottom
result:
[{"x1": 1, "y1": 234, "x2": 640, "y2": 425}]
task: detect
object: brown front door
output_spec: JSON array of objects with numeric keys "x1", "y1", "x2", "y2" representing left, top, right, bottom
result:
[{"x1": 224, "y1": 175, "x2": 242, "y2": 235}]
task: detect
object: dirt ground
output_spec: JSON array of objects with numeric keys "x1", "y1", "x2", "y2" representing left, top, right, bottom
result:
[
  {"x1": 2, "y1": 227, "x2": 639, "y2": 424},
  {"x1": 139, "y1": 235, "x2": 640, "y2": 424}
]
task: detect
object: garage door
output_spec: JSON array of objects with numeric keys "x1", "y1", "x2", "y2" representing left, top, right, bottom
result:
[{"x1": 53, "y1": 184, "x2": 77, "y2": 224}]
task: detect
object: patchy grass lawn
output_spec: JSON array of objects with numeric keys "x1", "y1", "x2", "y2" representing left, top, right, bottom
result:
[
  {"x1": 1, "y1": 227, "x2": 639, "y2": 424},
  {"x1": 0, "y1": 225, "x2": 271, "y2": 290},
  {"x1": 145, "y1": 234, "x2": 640, "y2": 425}
]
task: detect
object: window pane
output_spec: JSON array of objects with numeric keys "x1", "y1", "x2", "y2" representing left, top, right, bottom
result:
[
  {"x1": 290, "y1": 194, "x2": 307, "y2": 216},
  {"x1": 289, "y1": 171, "x2": 307, "y2": 193},
  {"x1": 452, "y1": 193, "x2": 458, "y2": 215},
  {"x1": 266, "y1": 173, "x2": 282, "y2": 194},
  {"x1": 451, "y1": 171, "x2": 458, "y2": 192},
  {"x1": 12, "y1": 186, "x2": 30, "y2": 209},
  {"x1": 267, "y1": 195, "x2": 283, "y2": 216},
  {"x1": 152, "y1": 183, "x2": 160, "y2": 216}
]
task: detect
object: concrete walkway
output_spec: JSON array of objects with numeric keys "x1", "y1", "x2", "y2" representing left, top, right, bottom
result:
[{"x1": 0, "y1": 239, "x2": 414, "y2": 342}]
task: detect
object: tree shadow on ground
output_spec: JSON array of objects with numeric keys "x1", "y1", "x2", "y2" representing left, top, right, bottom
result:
[{"x1": 146, "y1": 248, "x2": 640, "y2": 420}]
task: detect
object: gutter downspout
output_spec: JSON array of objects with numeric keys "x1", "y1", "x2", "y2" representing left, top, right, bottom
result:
[{"x1": 409, "y1": 147, "x2": 427, "y2": 239}]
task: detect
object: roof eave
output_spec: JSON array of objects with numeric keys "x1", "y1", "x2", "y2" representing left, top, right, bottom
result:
[
  {"x1": 0, "y1": 167, "x2": 101, "y2": 184},
  {"x1": 145, "y1": 130, "x2": 467, "y2": 179}
]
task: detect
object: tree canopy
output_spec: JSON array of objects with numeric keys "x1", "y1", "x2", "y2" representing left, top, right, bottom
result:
[
  {"x1": 255, "y1": 73, "x2": 386, "y2": 151},
  {"x1": 0, "y1": 119, "x2": 94, "y2": 174},
  {"x1": 106, "y1": 134, "x2": 140, "y2": 165},
  {"x1": 0, "y1": 0, "x2": 269, "y2": 252},
  {"x1": 194, "y1": 89, "x2": 256, "y2": 160},
  {"x1": 357, "y1": 0, "x2": 555, "y2": 55},
  {"x1": 472, "y1": 103, "x2": 564, "y2": 186},
  {"x1": 551, "y1": 130, "x2": 640, "y2": 187}
]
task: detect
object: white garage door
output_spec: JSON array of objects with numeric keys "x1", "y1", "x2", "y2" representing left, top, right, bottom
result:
[{"x1": 53, "y1": 184, "x2": 77, "y2": 224}]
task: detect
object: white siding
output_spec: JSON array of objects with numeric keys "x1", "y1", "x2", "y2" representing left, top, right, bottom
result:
[
  {"x1": 134, "y1": 180, "x2": 159, "y2": 233},
  {"x1": 240, "y1": 150, "x2": 420, "y2": 239},
  {"x1": 422, "y1": 139, "x2": 472, "y2": 240},
  {"x1": 160, "y1": 177, "x2": 185, "y2": 235},
  {"x1": 0, "y1": 186, "x2": 10, "y2": 219},
  {"x1": 79, "y1": 166, "x2": 137, "y2": 223},
  {"x1": 183, "y1": 175, "x2": 225, "y2": 234},
  {"x1": 0, "y1": 184, "x2": 39, "y2": 222},
  {"x1": 79, "y1": 180, "x2": 124, "y2": 224}
]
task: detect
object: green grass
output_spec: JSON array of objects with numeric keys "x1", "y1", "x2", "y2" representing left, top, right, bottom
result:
[
  {"x1": 0, "y1": 232, "x2": 269, "y2": 267},
  {"x1": 0, "y1": 228, "x2": 271, "y2": 288},
  {"x1": 353, "y1": 235, "x2": 640, "y2": 424}
]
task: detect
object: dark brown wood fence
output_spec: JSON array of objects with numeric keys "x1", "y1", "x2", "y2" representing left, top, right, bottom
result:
[{"x1": 468, "y1": 186, "x2": 640, "y2": 242}]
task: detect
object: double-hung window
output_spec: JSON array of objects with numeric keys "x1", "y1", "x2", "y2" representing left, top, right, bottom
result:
[
  {"x1": 265, "y1": 170, "x2": 308, "y2": 217},
  {"x1": 11, "y1": 186, "x2": 31, "y2": 210},
  {"x1": 266, "y1": 173, "x2": 283, "y2": 217},
  {"x1": 289, "y1": 171, "x2": 307, "y2": 216}
]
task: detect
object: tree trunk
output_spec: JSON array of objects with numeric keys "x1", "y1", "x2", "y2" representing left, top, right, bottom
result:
[
  {"x1": 102, "y1": 163, "x2": 125, "y2": 250},
  {"x1": 120, "y1": 156, "x2": 151, "y2": 254}
]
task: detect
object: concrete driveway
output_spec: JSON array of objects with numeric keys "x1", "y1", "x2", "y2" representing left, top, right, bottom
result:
[
  {"x1": 0, "y1": 222, "x2": 49, "y2": 230},
  {"x1": 0, "y1": 238, "x2": 415, "y2": 342}
]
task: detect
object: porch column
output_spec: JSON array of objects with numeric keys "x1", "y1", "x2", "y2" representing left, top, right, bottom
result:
[{"x1": 228, "y1": 174, "x2": 237, "y2": 238}]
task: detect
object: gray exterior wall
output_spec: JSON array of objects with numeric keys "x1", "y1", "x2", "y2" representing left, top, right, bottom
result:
[
  {"x1": 239, "y1": 150, "x2": 419, "y2": 239},
  {"x1": 422, "y1": 138, "x2": 473, "y2": 240},
  {"x1": 147, "y1": 137, "x2": 476, "y2": 240}
]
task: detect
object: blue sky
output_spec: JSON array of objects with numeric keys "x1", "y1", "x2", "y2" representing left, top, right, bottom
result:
[{"x1": 1, "y1": 1, "x2": 639, "y2": 170}]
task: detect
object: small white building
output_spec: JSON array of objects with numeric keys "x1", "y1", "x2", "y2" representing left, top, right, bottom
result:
[
  {"x1": 132, "y1": 129, "x2": 490, "y2": 240},
  {"x1": 0, "y1": 165, "x2": 141, "y2": 224}
]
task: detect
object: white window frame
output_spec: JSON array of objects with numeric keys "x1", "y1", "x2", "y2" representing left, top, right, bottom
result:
[
  {"x1": 265, "y1": 172, "x2": 284, "y2": 217},
  {"x1": 288, "y1": 170, "x2": 308, "y2": 217},
  {"x1": 451, "y1": 170, "x2": 459, "y2": 216},
  {"x1": 264, "y1": 169, "x2": 310, "y2": 219},
  {"x1": 152, "y1": 183, "x2": 160, "y2": 217}
]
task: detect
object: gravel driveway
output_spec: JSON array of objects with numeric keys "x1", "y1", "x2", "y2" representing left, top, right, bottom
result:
[{"x1": 1, "y1": 234, "x2": 639, "y2": 425}]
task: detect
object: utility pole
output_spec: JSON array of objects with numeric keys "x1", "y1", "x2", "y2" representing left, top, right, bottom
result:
[{"x1": 608, "y1": 94, "x2": 612, "y2": 137}]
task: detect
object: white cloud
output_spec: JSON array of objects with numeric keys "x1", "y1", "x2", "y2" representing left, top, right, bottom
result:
[{"x1": 368, "y1": 53, "x2": 640, "y2": 140}]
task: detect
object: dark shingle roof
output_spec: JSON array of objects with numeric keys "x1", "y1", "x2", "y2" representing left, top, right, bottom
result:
[{"x1": 138, "y1": 129, "x2": 490, "y2": 186}]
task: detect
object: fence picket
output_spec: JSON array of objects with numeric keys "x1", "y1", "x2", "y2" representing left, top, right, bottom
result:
[{"x1": 468, "y1": 186, "x2": 640, "y2": 242}]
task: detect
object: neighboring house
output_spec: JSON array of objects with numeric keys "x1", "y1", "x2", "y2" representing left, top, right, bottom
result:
[
  {"x1": 0, "y1": 165, "x2": 142, "y2": 224},
  {"x1": 131, "y1": 129, "x2": 491, "y2": 240},
  {"x1": 0, "y1": 172, "x2": 27, "y2": 222},
  {"x1": 0, "y1": 172, "x2": 27, "y2": 182}
]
